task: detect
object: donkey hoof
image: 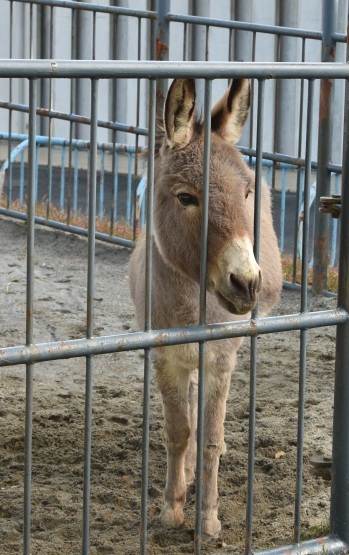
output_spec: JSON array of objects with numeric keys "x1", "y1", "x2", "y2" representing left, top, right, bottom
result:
[
  {"x1": 160, "y1": 505, "x2": 184, "y2": 528},
  {"x1": 201, "y1": 517, "x2": 221, "y2": 538}
]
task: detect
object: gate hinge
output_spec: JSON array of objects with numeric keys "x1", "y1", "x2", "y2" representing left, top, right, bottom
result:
[{"x1": 319, "y1": 195, "x2": 341, "y2": 218}]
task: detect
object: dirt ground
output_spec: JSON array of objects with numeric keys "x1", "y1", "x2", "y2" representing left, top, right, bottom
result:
[{"x1": 0, "y1": 216, "x2": 336, "y2": 555}]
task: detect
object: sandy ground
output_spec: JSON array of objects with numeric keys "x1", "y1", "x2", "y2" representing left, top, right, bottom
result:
[{"x1": 0, "y1": 216, "x2": 336, "y2": 555}]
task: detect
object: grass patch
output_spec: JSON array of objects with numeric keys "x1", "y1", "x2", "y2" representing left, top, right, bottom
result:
[
  {"x1": 282, "y1": 253, "x2": 338, "y2": 294},
  {"x1": 1, "y1": 198, "x2": 134, "y2": 241},
  {"x1": 299, "y1": 521, "x2": 330, "y2": 541}
]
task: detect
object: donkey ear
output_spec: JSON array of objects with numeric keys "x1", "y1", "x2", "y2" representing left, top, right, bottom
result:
[
  {"x1": 211, "y1": 78, "x2": 250, "y2": 144},
  {"x1": 164, "y1": 79, "x2": 196, "y2": 149}
]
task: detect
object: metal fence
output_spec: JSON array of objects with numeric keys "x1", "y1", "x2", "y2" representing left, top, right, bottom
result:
[
  {"x1": 0, "y1": 2, "x2": 349, "y2": 555},
  {"x1": 0, "y1": 0, "x2": 347, "y2": 293},
  {"x1": 0, "y1": 59, "x2": 349, "y2": 555}
]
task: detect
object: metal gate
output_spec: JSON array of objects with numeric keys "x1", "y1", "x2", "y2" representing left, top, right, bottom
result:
[{"x1": 0, "y1": 2, "x2": 349, "y2": 555}]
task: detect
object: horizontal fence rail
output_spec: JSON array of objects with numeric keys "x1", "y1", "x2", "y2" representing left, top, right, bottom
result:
[{"x1": 1, "y1": 60, "x2": 349, "y2": 79}]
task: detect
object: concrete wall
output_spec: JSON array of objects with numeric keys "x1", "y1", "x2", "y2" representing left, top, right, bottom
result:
[{"x1": 0, "y1": 0, "x2": 346, "y2": 162}]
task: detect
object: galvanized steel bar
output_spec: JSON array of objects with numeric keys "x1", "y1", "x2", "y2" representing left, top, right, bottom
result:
[
  {"x1": 167, "y1": 13, "x2": 323, "y2": 40},
  {"x1": 255, "y1": 535, "x2": 348, "y2": 555},
  {"x1": 0, "y1": 131, "x2": 141, "y2": 152},
  {"x1": 246, "y1": 78, "x2": 265, "y2": 555},
  {"x1": 238, "y1": 146, "x2": 342, "y2": 174},
  {"x1": 132, "y1": 17, "x2": 142, "y2": 240},
  {"x1": 293, "y1": 38, "x2": 306, "y2": 282},
  {"x1": 2, "y1": 60, "x2": 349, "y2": 79},
  {"x1": 294, "y1": 78, "x2": 315, "y2": 543},
  {"x1": 330, "y1": 12, "x2": 349, "y2": 541},
  {"x1": 16, "y1": 0, "x2": 156, "y2": 19},
  {"x1": 0, "y1": 309, "x2": 347, "y2": 368},
  {"x1": 194, "y1": 79, "x2": 212, "y2": 555},
  {"x1": 82, "y1": 78, "x2": 98, "y2": 555},
  {"x1": 155, "y1": 0, "x2": 170, "y2": 110},
  {"x1": 7, "y1": 0, "x2": 13, "y2": 208},
  {"x1": 312, "y1": 0, "x2": 338, "y2": 294},
  {"x1": 140, "y1": 78, "x2": 156, "y2": 555},
  {"x1": 24, "y1": 77, "x2": 37, "y2": 555},
  {"x1": 0, "y1": 101, "x2": 148, "y2": 136}
]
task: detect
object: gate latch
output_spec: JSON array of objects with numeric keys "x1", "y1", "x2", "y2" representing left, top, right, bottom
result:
[{"x1": 319, "y1": 195, "x2": 341, "y2": 219}]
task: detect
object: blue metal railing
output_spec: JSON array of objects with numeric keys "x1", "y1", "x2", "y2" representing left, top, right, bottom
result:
[
  {"x1": 0, "y1": 132, "x2": 141, "y2": 226},
  {"x1": 0, "y1": 133, "x2": 341, "y2": 271}
]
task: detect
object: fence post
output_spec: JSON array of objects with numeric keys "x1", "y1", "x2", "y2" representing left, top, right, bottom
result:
[
  {"x1": 155, "y1": 0, "x2": 170, "y2": 114},
  {"x1": 312, "y1": 0, "x2": 338, "y2": 294},
  {"x1": 330, "y1": 4, "x2": 349, "y2": 542}
]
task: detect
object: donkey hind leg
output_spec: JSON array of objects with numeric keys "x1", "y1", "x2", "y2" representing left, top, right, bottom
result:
[
  {"x1": 156, "y1": 364, "x2": 192, "y2": 528},
  {"x1": 185, "y1": 368, "x2": 198, "y2": 485},
  {"x1": 201, "y1": 363, "x2": 234, "y2": 538}
]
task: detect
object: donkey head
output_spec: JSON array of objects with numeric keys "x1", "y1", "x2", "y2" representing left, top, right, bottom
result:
[{"x1": 153, "y1": 78, "x2": 262, "y2": 315}]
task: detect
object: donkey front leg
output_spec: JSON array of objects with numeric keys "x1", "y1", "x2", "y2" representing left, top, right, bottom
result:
[
  {"x1": 185, "y1": 368, "x2": 198, "y2": 485},
  {"x1": 156, "y1": 365, "x2": 191, "y2": 528},
  {"x1": 201, "y1": 366, "x2": 232, "y2": 538}
]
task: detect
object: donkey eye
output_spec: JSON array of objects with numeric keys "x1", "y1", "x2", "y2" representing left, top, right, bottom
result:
[
  {"x1": 177, "y1": 193, "x2": 198, "y2": 207},
  {"x1": 245, "y1": 189, "x2": 252, "y2": 200}
]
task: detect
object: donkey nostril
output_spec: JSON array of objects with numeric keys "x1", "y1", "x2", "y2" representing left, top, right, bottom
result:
[
  {"x1": 230, "y1": 273, "x2": 249, "y2": 297},
  {"x1": 230, "y1": 272, "x2": 261, "y2": 301}
]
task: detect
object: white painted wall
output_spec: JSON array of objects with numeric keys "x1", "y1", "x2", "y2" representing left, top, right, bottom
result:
[{"x1": 0, "y1": 0, "x2": 346, "y2": 163}]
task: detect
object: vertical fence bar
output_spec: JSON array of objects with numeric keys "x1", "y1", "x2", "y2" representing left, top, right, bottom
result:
[
  {"x1": 194, "y1": 78, "x2": 212, "y2": 555},
  {"x1": 294, "y1": 79, "x2": 314, "y2": 544},
  {"x1": 60, "y1": 147, "x2": 66, "y2": 210},
  {"x1": 112, "y1": 149, "x2": 119, "y2": 227},
  {"x1": 24, "y1": 77, "x2": 37, "y2": 555},
  {"x1": 82, "y1": 78, "x2": 98, "y2": 555},
  {"x1": 330, "y1": 173, "x2": 340, "y2": 268},
  {"x1": 280, "y1": 167, "x2": 287, "y2": 252},
  {"x1": 248, "y1": 32, "x2": 256, "y2": 168},
  {"x1": 245, "y1": 78, "x2": 265, "y2": 555},
  {"x1": 330, "y1": 22, "x2": 349, "y2": 541},
  {"x1": 110, "y1": 132, "x2": 117, "y2": 235},
  {"x1": 7, "y1": 0, "x2": 13, "y2": 208},
  {"x1": 20, "y1": 150, "x2": 25, "y2": 204},
  {"x1": 99, "y1": 149, "x2": 105, "y2": 219},
  {"x1": 35, "y1": 143, "x2": 39, "y2": 202},
  {"x1": 155, "y1": 0, "x2": 169, "y2": 112},
  {"x1": 29, "y1": 3, "x2": 34, "y2": 59},
  {"x1": 46, "y1": 5, "x2": 54, "y2": 219},
  {"x1": 133, "y1": 17, "x2": 142, "y2": 241},
  {"x1": 127, "y1": 152, "x2": 132, "y2": 223},
  {"x1": 272, "y1": 34, "x2": 281, "y2": 190},
  {"x1": 183, "y1": 22, "x2": 188, "y2": 61},
  {"x1": 312, "y1": 0, "x2": 337, "y2": 294},
  {"x1": 73, "y1": 147, "x2": 79, "y2": 214},
  {"x1": 68, "y1": 8, "x2": 76, "y2": 224},
  {"x1": 205, "y1": 26, "x2": 209, "y2": 61},
  {"x1": 140, "y1": 78, "x2": 156, "y2": 555},
  {"x1": 293, "y1": 38, "x2": 306, "y2": 282}
]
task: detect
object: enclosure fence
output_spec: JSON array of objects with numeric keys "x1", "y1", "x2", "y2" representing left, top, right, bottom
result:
[
  {"x1": 0, "y1": 0, "x2": 347, "y2": 293},
  {"x1": 0, "y1": 59, "x2": 349, "y2": 555}
]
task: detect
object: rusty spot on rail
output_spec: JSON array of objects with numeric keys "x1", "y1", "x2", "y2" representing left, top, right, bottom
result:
[
  {"x1": 155, "y1": 332, "x2": 168, "y2": 346},
  {"x1": 249, "y1": 320, "x2": 258, "y2": 336},
  {"x1": 319, "y1": 79, "x2": 332, "y2": 120},
  {"x1": 156, "y1": 39, "x2": 169, "y2": 61}
]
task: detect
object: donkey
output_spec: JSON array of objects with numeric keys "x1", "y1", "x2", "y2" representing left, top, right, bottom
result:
[{"x1": 129, "y1": 78, "x2": 282, "y2": 538}]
